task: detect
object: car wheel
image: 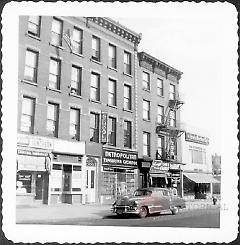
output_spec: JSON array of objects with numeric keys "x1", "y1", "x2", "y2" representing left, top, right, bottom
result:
[
  {"x1": 139, "y1": 206, "x2": 148, "y2": 218},
  {"x1": 171, "y1": 206, "x2": 179, "y2": 215}
]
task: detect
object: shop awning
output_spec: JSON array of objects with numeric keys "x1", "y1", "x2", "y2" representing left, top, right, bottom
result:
[{"x1": 184, "y1": 173, "x2": 220, "y2": 183}]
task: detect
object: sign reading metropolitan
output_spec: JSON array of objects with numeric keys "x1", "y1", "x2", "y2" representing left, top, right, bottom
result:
[{"x1": 102, "y1": 148, "x2": 138, "y2": 167}]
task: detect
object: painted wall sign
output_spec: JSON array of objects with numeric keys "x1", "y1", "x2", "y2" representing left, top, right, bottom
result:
[
  {"x1": 17, "y1": 149, "x2": 49, "y2": 157},
  {"x1": 101, "y1": 112, "x2": 108, "y2": 144},
  {"x1": 102, "y1": 148, "x2": 138, "y2": 167},
  {"x1": 185, "y1": 132, "x2": 209, "y2": 145}
]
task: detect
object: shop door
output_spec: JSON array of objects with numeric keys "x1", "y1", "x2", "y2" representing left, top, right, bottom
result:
[
  {"x1": 85, "y1": 167, "x2": 96, "y2": 203},
  {"x1": 117, "y1": 172, "x2": 127, "y2": 196},
  {"x1": 35, "y1": 174, "x2": 43, "y2": 200}
]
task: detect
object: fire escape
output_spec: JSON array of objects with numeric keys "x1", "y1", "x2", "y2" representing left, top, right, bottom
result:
[{"x1": 156, "y1": 88, "x2": 185, "y2": 169}]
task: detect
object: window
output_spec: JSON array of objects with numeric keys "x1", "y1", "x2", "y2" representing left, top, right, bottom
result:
[
  {"x1": 49, "y1": 58, "x2": 61, "y2": 90},
  {"x1": 51, "y1": 18, "x2": 63, "y2": 46},
  {"x1": 47, "y1": 103, "x2": 59, "y2": 137},
  {"x1": 72, "y1": 27, "x2": 83, "y2": 54},
  {"x1": 90, "y1": 73, "x2": 100, "y2": 101},
  {"x1": 28, "y1": 16, "x2": 41, "y2": 37},
  {"x1": 170, "y1": 84, "x2": 176, "y2": 100},
  {"x1": 143, "y1": 100, "x2": 150, "y2": 120},
  {"x1": 124, "y1": 120, "x2": 132, "y2": 148},
  {"x1": 157, "y1": 136, "x2": 164, "y2": 159},
  {"x1": 143, "y1": 132, "x2": 150, "y2": 157},
  {"x1": 24, "y1": 49, "x2": 39, "y2": 83},
  {"x1": 124, "y1": 85, "x2": 132, "y2": 110},
  {"x1": 157, "y1": 105, "x2": 164, "y2": 124},
  {"x1": 20, "y1": 96, "x2": 35, "y2": 133},
  {"x1": 108, "y1": 117, "x2": 116, "y2": 146},
  {"x1": 169, "y1": 110, "x2": 176, "y2": 127},
  {"x1": 124, "y1": 51, "x2": 131, "y2": 75},
  {"x1": 92, "y1": 36, "x2": 100, "y2": 61},
  {"x1": 189, "y1": 146, "x2": 206, "y2": 164},
  {"x1": 71, "y1": 66, "x2": 81, "y2": 95},
  {"x1": 157, "y1": 78, "x2": 164, "y2": 96},
  {"x1": 70, "y1": 108, "x2": 80, "y2": 140},
  {"x1": 90, "y1": 112, "x2": 100, "y2": 143},
  {"x1": 109, "y1": 44, "x2": 117, "y2": 69},
  {"x1": 108, "y1": 78, "x2": 117, "y2": 106},
  {"x1": 142, "y1": 71, "x2": 150, "y2": 90}
]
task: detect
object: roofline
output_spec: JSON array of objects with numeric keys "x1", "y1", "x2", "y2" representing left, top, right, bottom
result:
[{"x1": 138, "y1": 51, "x2": 183, "y2": 76}]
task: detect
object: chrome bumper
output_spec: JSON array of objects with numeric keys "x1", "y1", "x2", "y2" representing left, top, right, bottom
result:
[{"x1": 111, "y1": 206, "x2": 140, "y2": 215}]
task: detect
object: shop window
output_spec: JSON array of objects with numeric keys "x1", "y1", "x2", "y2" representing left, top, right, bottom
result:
[
  {"x1": 49, "y1": 58, "x2": 61, "y2": 90},
  {"x1": 92, "y1": 36, "x2": 100, "y2": 62},
  {"x1": 124, "y1": 51, "x2": 131, "y2": 75},
  {"x1": 51, "y1": 17, "x2": 63, "y2": 46},
  {"x1": 72, "y1": 165, "x2": 82, "y2": 192},
  {"x1": 16, "y1": 173, "x2": 32, "y2": 193},
  {"x1": 24, "y1": 49, "x2": 39, "y2": 83},
  {"x1": 28, "y1": 16, "x2": 41, "y2": 37},
  {"x1": 71, "y1": 65, "x2": 82, "y2": 96},
  {"x1": 109, "y1": 44, "x2": 117, "y2": 69},
  {"x1": 63, "y1": 164, "x2": 72, "y2": 192},
  {"x1": 90, "y1": 72, "x2": 100, "y2": 101},
  {"x1": 72, "y1": 27, "x2": 83, "y2": 54},
  {"x1": 90, "y1": 112, "x2": 100, "y2": 143}
]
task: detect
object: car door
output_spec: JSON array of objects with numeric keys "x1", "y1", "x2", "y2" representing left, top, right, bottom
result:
[{"x1": 161, "y1": 190, "x2": 171, "y2": 210}]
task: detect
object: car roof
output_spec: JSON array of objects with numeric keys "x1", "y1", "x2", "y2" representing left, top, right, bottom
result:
[{"x1": 136, "y1": 187, "x2": 169, "y2": 192}]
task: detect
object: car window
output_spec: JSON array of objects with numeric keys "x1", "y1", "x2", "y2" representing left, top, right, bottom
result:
[{"x1": 134, "y1": 190, "x2": 152, "y2": 196}]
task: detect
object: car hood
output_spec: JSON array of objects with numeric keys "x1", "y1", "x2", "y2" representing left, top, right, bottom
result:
[{"x1": 115, "y1": 195, "x2": 146, "y2": 205}]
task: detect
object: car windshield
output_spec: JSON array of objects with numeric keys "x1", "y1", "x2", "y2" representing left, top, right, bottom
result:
[{"x1": 134, "y1": 190, "x2": 152, "y2": 197}]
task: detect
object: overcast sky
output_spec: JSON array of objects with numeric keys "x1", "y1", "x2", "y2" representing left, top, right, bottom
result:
[{"x1": 114, "y1": 4, "x2": 237, "y2": 155}]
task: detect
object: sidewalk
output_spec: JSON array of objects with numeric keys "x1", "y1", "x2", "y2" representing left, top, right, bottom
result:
[{"x1": 16, "y1": 199, "x2": 220, "y2": 223}]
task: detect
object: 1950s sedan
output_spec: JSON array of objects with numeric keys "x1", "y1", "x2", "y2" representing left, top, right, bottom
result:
[{"x1": 111, "y1": 187, "x2": 186, "y2": 218}]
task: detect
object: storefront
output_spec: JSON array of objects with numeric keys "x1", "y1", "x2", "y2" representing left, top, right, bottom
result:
[
  {"x1": 16, "y1": 134, "x2": 53, "y2": 205},
  {"x1": 100, "y1": 147, "x2": 138, "y2": 204},
  {"x1": 183, "y1": 172, "x2": 219, "y2": 199},
  {"x1": 49, "y1": 139, "x2": 85, "y2": 205}
]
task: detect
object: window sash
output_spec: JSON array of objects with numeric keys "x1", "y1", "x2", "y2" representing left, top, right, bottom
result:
[
  {"x1": 142, "y1": 72, "x2": 150, "y2": 90},
  {"x1": 108, "y1": 117, "x2": 116, "y2": 146},
  {"x1": 92, "y1": 37, "x2": 100, "y2": 60},
  {"x1": 124, "y1": 85, "x2": 131, "y2": 110},
  {"x1": 108, "y1": 80, "x2": 116, "y2": 106},
  {"x1": 71, "y1": 67, "x2": 81, "y2": 95},
  {"x1": 21, "y1": 97, "x2": 35, "y2": 133},
  {"x1": 28, "y1": 16, "x2": 41, "y2": 36},
  {"x1": 157, "y1": 106, "x2": 164, "y2": 124},
  {"x1": 143, "y1": 100, "x2": 150, "y2": 120},
  {"x1": 72, "y1": 28, "x2": 82, "y2": 54},
  {"x1": 24, "y1": 50, "x2": 38, "y2": 82},
  {"x1": 124, "y1": 52, "x2": 131, "y2": 74},
  {"x1": 70, "y1": 109, "x2": 80, "y2": 140},
  {"x1": 47, "y1": 104, "x2": 59, "y2": 137},
  {"x1": 49, "y1": 59, "x2": 60, "y2": 89},
  {"x1": 51, "y1": 19, "x2": 63, "y2": 46},
  {"x1": 157, "y1": 79, "x2": 164, "y2": 96},
  {"x1": 170, "y1": 84, "x2": 176, "y2": 100},
  {"x1": 109, "y1": 45, "x2": 116, "y2": 68},
  {"x1": 90, "y1": 74, "x2": 100, "y2": 101},
  {"x1": 143, "y1": 133, "x2": 150, "y2": 156},
  {"x1": 124, "y1": 121, "x2": 132, "y2": 148},
  {"x1": 90, "y1": 113, "x2": 99, "y2": 142}
]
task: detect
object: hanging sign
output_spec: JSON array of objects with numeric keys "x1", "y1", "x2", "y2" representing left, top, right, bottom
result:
[{"x1": 101, "y1": 112, "x2": 108, "y2": 144}]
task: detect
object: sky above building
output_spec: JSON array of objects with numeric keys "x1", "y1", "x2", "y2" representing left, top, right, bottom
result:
[{"x1": 114, "y1": 4, "x2": 237, "y2": 155}]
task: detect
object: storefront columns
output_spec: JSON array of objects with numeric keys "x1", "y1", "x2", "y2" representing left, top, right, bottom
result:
[{"x1": 81, "y1": 155, "x2": 87, "y2": 204}]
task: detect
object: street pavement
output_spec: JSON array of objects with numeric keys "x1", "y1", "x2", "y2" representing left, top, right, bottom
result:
[{"x1": 16, "y1": 199, "x2": 221, "y2": 227}]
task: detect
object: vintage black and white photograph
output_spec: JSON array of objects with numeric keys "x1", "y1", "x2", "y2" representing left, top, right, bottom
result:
[{"x1": 1, "y1": 2, "x2": 238, "y2": 244}]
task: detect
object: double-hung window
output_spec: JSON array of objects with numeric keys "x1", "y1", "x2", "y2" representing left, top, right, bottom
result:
[
  {"x1": 20, "y1": 96, "x2": 35, "y2": 133},
  {"x1": 51, "y1": 18, "x2": 63, "y2": 46},
  {"x1": 157, "y1": 105, "x2": 164, "y2": 124},
  {"x1": 169, "y1": 110, "x2": 176, "y2": 127},
  {"x1": 124, "y1": 85, "x2": 132, "y2": 110},
  {"x1": 124, "y1": 120, "x2": 132, "y2": 148},
  {"x1": 28, "y1": 16, "x2": 41, "y2": 37},
  {"x1": 90, "y1": 112, "x2": 100, "y2": 143},
  {"x1": 108, "y1": 78, "x2": 117, "y2": 106},
  {"x1": 157, "y1": 136, "x2": 164, "y2": 159},
  {"x1": 47, "y1": 102, "x2": 59, "y2": 137},
  {"x1": 24, "y1": 49, "x2": 39, "y2": 83},
  {"x1": 70, "y1": 108, "x2": 80, "y2": 140},
  {"x1": 143, "y1": 100, "x2": 150, "y2": 120},
  {"x1": 49, "y1": 58, "x2": 61, "y2": 90},
  {"x1": 92, "y1": 36, "x2": 100, "y2": 62},
  {"x1": 170, "y1": 84, "x2": 176, "y2": 100},
  {"x1": 109, "y1": 44, "x2": 117, "y2": 69},
  {"x1": 142, "y1": 71, "x2": 150, "y2": 90},
  {"x1": 72, "y1": 27, "x2": 83, "y2": 54},
  {"x1": 124, "y1": 51, "x2": 131, "y2": 75},
  {"x1": 108, "y1": 117, "x2": 116, "y2": 146},
  {"x1": 157, "y1": 78, "x2": 164, "y2": 96},
  {"x1": 90, "y1": 73, "x2": 100, "y2": 101},
  {"x1": 143, "y1": 132, "x2": 150, "y2": 157},
  {"x1": 71, "y1": 66, "x2": 81, "y2": 95}
]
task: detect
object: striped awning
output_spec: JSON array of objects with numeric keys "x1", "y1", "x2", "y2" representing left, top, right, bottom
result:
[{"x1": 184, "y1": 172, "x2": 220, "y2": 183}]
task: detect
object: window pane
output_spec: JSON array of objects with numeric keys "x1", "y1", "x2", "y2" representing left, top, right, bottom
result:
[
  {"x1": 47, "y1": 104, "x2": 55, "y2": 120},
  {"x1": 73, "y1": 28, "x2": 81, "y2": 42},
  {"x1": 52, "y1": 19, "x2": 61, "y2": 34},
  {"x1": 22, "y1": 98, "x2": 33, "y2": 115},
  {"x1": 50, "y1": 59, "x2": 58, "y2": 74},
  {"x1": 25, "y1": 50, "x2": 37, "y2": 67},
  {"x1": 29, "y1": 16, "x2": 39, "y2": 25}
]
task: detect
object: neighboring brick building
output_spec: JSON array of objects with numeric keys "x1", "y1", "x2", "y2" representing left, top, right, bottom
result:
[
  {"x1": 137, "y1": 52, "x2": 185, "y2": 196},
  {"x1": 17, "y1": 16, "x2": 141, "y2": 205}
]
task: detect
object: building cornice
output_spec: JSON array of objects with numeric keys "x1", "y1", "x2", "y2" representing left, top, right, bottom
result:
[
  {"x1": 86, "y1": 17, "x2": 142, "y2": 45},
  {"x1": 138, "y1": 51, "x2": 183, "y2": 80}
]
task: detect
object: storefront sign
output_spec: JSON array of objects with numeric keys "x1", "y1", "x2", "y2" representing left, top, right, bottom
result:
[
  {"x1": 102, "y1": 148, "x2": 138, "y2": 167},
  {"x1": 103, "y1": 166, "x2": 114, "y2": 172},
  {"x1": 17, "y1": 149, "x2": 49, "y2": 157},
  {"x1": 185, "y1": 132, "x2": 209, "y2": 145},
  {"x1": 101, "y1": 112, "x2": 108, "y2": 144},
  {"x1": 17, "y1": 134, "x2": 53, "y2": 150},
  {"x1": 18, "y1": 174, "x2": 31, "y2": 181},
  {"x1": 150, "y1": 161, "x2": 169, "y2": 172}
]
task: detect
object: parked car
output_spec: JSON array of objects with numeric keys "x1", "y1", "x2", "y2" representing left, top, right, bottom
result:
[{"x1": 111, "y1": 187, "x2": 186, "y2": 218}]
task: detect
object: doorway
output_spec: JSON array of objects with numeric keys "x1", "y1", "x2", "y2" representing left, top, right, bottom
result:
[
  {"x1": 35, "y1": 174, "x2": 43, "y2": 200},
  {"x1": 85, "y1": 167, "x2": 96, "y2": 203}
]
